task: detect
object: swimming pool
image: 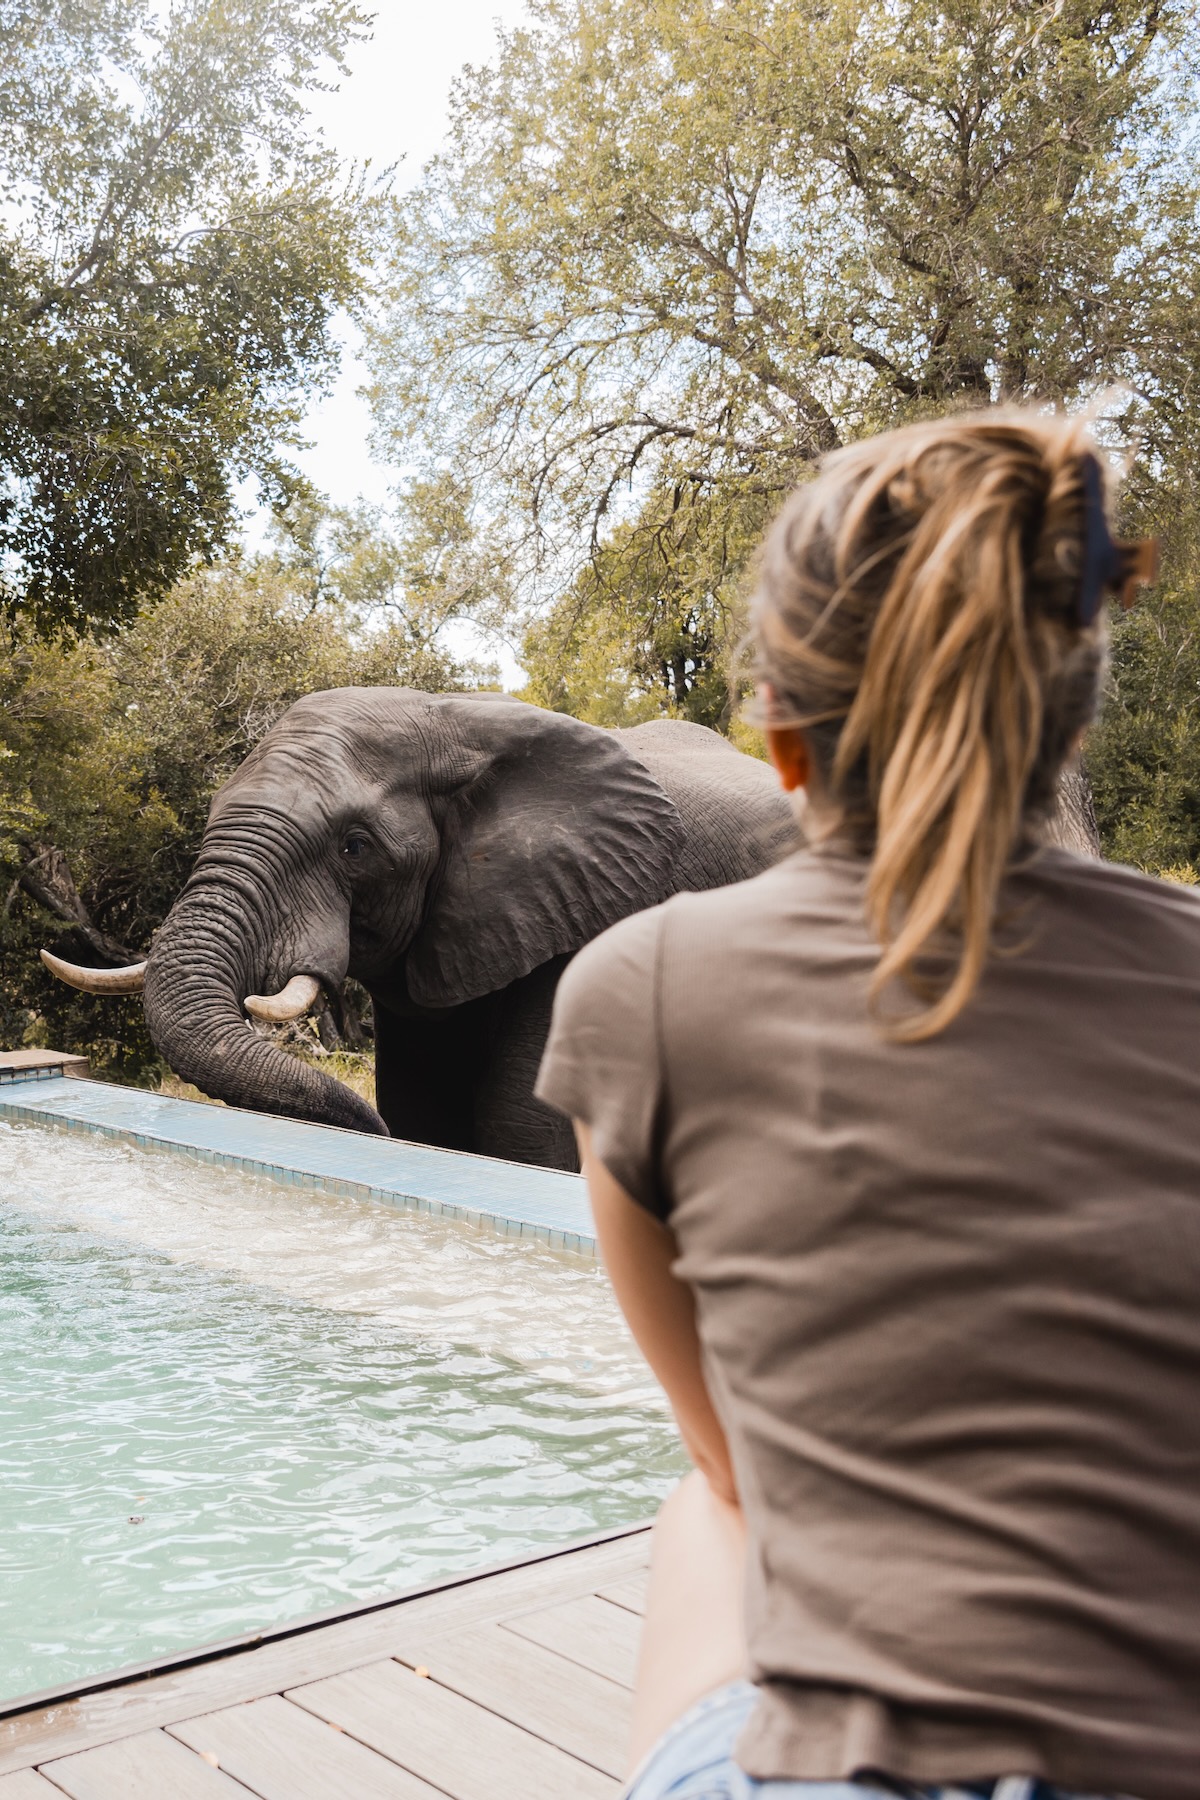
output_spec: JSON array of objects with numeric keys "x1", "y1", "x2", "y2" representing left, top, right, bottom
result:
[{"x1": 0, "y1": 1119, "x2": 683, "y2": 1706}]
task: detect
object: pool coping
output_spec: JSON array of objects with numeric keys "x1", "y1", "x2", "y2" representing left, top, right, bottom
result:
[
  {"x1": 0, "y1": 1070, "x2": 596, "y2": 1255},
  {"x1": 0, "y1": 1518, "x2": 653, "y2": 1724}
]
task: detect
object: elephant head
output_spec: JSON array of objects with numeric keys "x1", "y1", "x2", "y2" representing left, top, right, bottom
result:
[{"x1": 45, "y1": 690, "x2": 685, "y2": 1134}]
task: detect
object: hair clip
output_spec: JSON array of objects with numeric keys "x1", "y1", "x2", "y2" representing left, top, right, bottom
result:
[{"x1": 1077, "y1": 453, "x2": 1159, "y2": 625}]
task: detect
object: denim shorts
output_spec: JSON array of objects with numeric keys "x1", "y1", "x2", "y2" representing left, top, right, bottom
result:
[{"x1": 622, "y1": 1680, "x2": 1121, "y2": 1800}]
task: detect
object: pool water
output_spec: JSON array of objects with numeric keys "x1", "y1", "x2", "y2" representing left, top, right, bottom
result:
[{"x1": 0, "y1": 1121, "x2": 684, "y2": 1706}]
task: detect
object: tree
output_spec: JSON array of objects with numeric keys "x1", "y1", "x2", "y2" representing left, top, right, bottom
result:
[
  {"x1": 1088, "y1": 477, "x2": 1200, "y2": 877},
  {"x1": 267, "y1": 476, "x2": 501, "y2": 674},
  {"x1": 0, "y1": 0, "x2": 380, "y2": 637},
  {"x1": 520, "y1": 487, "x2": 767, "y2": 727},
  {"x1": 371, "y1": 0, "x2": 1200, "y2": 716}
]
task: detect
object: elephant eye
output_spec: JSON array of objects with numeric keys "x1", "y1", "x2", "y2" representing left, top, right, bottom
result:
[{"x1": 342, "y1": 833, "x2": 371, "y2": 860}]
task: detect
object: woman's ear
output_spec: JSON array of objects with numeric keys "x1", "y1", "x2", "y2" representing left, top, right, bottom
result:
[{"x1": 766, "y1": 725, "x2": 811, "y2": 794}]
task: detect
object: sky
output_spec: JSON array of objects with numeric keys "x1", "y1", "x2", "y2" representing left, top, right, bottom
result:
[{"x1": 283, "y1": 0, "x2": 532, "y2": 514}]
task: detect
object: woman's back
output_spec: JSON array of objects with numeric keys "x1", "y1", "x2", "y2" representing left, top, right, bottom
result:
[
  {"x1": 539, "y1": 409, "x2": 1186, "y2": 1799},
  {"x1": 545, "y1": 843, "x2": 1200, "y2": 1795}
]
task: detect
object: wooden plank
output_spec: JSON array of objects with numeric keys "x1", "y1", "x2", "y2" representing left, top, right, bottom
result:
[
  {"x1": 39, "y1": 1729, "x2": 252, "y2": 1800},
  {"x1": 0, "y1": 1535, "x2": 649, "y2": 1775},
  {"x1": 0, "y1": 1773, "x2": 63, "y2": 1797},
  {"x1": 288, "y1": 1657, "x2": 617, "y2": 1800},
  {"x1": 169, "y1": 1695, "x2": 445, "y2": 1800},
  {"x1": 394, "y1": 1622, "x2": 632, "y2": 1777},
  {"x1": 2, "y1": 1532, "x2": 649, "y2": 1732},
  {"x1": 594, "y1": 1576, "x2": 647, "y2": 1615},
  {"x1": 502, "y1": 1594, "x2": 641, "y2": 1688}
]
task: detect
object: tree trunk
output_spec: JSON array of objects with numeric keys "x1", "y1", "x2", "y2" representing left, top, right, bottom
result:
[
  {"x1": 1049, "y1": 765, "x2": 1101, "y2": 858},
  {"x1": 15, "y1": 842, "x2": 135, "y2": 964}
]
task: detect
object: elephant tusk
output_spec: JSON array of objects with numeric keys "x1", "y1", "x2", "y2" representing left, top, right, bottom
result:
[
  {"x1": 40, "y1": 949, "x2": 147, "y2": 994},
  {"x1": 244, "y1": 973, "x2": 322, "y2": 1023}
]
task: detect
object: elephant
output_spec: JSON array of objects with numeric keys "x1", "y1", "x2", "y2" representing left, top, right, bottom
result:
[{"x1": 44, "y1": 690, "x2": 795, "y2": 1170}]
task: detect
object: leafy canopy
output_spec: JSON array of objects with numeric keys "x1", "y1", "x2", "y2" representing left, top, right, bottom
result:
[
  {"x1": 372, "y1": 0, "x2": 1200, "y2": 721},
  {"x1": 0, "y1": 0, "x2": 379, "y2": 637}
]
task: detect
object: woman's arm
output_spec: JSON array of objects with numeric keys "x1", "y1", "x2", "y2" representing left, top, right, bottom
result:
[
  {"x1": 578, "y1": 1124, "x2": 747, "y2": 1768},
  {"x1": 577, "y1": 1122, "x2": 737, "y2": 1505}
]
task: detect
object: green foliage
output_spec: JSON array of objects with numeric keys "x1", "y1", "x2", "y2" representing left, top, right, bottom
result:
[
  {"x1": 1088, "y1": 473, "x2": 1200, "y2": 874},
  {"x1": 519, "y1": 595, "x2": 663, "y2": 728},
  {"x1": 272, "y1": 475, "x2": 504, "y2": 655},
  {"x1": 372, "y1": 0, "x2": 1200, "y2": 722},
  {"x1": 521, "y1": 487, "x2": 771, "y2": 727},
  {"x1": 0, "y1": 0, "x2": 381, "y2": 637},
  {"x1": 0, "y1": 511, "x2": 471, "y2": 1070}
]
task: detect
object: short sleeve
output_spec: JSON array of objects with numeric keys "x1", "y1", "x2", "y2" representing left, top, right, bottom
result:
[{"x1": 535, "y1": 905, "x2": 669, "y2": 1219}]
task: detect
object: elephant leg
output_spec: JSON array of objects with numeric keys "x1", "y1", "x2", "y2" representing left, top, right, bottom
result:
[
  {"x1": 372, "y1": 994, "x2": 498, "y2": 1152},
  {"x1": 472, "y1": 956, "x2": 579, "y2": 1172}
]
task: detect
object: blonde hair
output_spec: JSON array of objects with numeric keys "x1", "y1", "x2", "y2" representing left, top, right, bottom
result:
[{"x1": 753, "y1": 410, "x2": 1109, "y2": 1040}]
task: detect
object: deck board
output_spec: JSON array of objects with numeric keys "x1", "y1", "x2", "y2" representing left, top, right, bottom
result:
[
  {"x1": 38, "y1": 1729, "x2": 253, "y2": 1799},
  {"x1": 393, "y1": 1620, "x2": 632, "y2": 1776},
  {"x1": 288, "y1": 1658, "x2": 617, "y2": 1799},
  {"x1": 169, "y1": 1695, "x2": 446, "y2": 1799},
  {"x1": 0, "y1": 1773, "x2": 65, "y2": 1797},
  {"x1": 502, "y1": 1592, "x2": 642, "y2": 1687},
  {"x1": 0, "y1": 1529, "x2": 650, "y2": 1795},
  {"x1": 595, "y1": 1575, "x2": 648, "y2": 1615}
]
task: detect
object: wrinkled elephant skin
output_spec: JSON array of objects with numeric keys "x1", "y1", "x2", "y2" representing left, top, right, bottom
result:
[{"x1": 140, "y1": 691, "x2": 795, "y2": 1170}]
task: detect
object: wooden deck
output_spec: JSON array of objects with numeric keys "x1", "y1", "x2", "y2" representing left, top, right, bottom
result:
[{"x1": 0, "y1": 1527, "x2": 651, "y2": 1798}]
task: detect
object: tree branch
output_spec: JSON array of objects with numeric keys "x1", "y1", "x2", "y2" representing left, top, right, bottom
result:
[{"x1": 15, "y1": 842, "x2": 136, "y2": 964}]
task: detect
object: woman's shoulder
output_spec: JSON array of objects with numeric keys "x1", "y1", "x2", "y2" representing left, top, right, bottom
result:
[
  {"x1": 1035, "y1": 844, "x2": 1200, "y2": 901},
  {"x1": 1024, "y1": 847, "x2": 1200, "y2": 969},
  {"x1": 568, "y1": 847, "x2": 853, "y2": 981},
  {"x1": 657, "y1": 844, "x2": 869, "y2": 948},
  {"x1": 555, "y1": 899, "x2": 665, "y2": 1015},
  {"x1": 556, "y1": 848, "x2": 863, "y2": 1047}
]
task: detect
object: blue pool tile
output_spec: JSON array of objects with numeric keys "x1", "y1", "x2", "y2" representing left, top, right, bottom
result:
[{"x1": 0, "y1": 1077, "x2": 595, "y2": 1253}]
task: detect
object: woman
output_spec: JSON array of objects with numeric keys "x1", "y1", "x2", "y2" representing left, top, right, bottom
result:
[{"x1": 535, "y1": 412, "x2": 1195, "y2": 1800}]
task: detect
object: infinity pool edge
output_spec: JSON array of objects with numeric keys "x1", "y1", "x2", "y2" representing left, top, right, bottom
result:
[{"x1": 0, "y1": 1073, "x2": 595, "y2": 1255}]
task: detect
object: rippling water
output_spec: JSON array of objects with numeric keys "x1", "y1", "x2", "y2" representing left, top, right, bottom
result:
[{"x1": 0, "y1": 1121, "x2": 684, "y2": 1704}]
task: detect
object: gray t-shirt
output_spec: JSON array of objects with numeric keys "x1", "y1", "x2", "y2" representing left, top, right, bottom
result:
[{"x1": 536, "y1": 845, "x2": 1200, "y2": 1798}]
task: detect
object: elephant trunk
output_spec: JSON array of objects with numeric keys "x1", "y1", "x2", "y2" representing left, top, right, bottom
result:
[{"x1": 143, "y1": 876, "x2": 387, "y2": 1137}]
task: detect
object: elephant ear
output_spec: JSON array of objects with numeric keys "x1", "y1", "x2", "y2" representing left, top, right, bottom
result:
[{"x1": 405, "y1": 698, "x2": 686, "y2": 1009}]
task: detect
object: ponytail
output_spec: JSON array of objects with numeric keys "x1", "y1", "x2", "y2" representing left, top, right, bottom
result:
[{"x1": 753, "y1": 412, "x2": 1118, "y2": 1040}]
